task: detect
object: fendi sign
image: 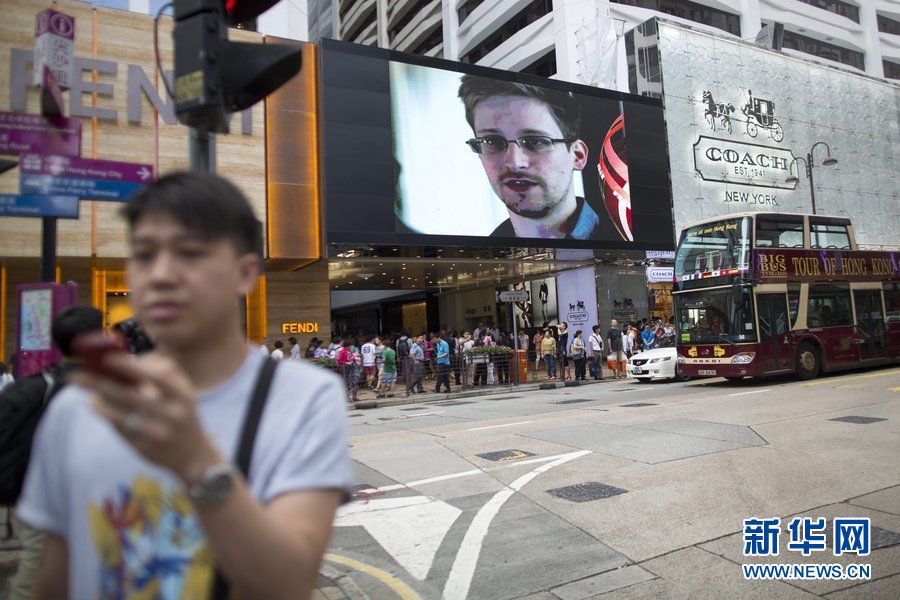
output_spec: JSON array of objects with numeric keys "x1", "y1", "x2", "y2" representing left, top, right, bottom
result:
[{"x1": 8, "y1": 48, "x2": 253, "y2": 134}]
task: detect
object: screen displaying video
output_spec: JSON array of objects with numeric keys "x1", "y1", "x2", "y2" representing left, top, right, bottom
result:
[{"x1": 318, "y1": 40, "x2": 673, "y2": 250}]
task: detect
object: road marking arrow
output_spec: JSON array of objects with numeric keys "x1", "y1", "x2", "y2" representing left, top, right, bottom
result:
[{"x1": 336, "y1": 495, "x2": 461, "y2": 581}]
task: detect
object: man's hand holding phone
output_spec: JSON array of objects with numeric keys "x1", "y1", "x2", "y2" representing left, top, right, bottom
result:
[{"x1": 71, "y1": 333, "x2": 221, "y2": 485}]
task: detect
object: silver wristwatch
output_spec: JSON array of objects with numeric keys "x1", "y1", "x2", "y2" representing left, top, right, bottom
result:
[{"x1": 187, "y1": 462, "x2": 239, "y2": 509}]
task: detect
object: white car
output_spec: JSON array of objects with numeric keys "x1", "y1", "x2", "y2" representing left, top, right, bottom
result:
[{"x1": 626, "y1": 336, "x2": 690, "y2": 382}]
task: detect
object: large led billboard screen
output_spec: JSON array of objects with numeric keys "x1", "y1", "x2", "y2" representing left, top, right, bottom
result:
[{"x1": 319, "y1": 40, "x2": 673, "y2": 250}]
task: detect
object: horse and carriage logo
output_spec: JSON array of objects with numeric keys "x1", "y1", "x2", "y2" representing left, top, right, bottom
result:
[{"x1": 701, "y1": 89, "x2": 784, "y2": 142}]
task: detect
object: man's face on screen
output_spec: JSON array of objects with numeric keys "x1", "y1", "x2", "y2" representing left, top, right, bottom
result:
[{"x1": 472, "y1": 96, "x2": 587, "y2": 219}]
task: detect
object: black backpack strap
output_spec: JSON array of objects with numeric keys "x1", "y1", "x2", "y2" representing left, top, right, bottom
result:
[{"x1": 210, "y1": 357, "x2": 278, "y2": 600}]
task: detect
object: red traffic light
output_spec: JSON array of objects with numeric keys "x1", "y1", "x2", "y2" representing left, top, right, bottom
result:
[{"x1": 224, "y1": 0, "x2": 280, "y2": 25}]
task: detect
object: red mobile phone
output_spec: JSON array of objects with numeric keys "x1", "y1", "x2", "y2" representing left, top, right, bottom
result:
[{"x1": 72, "y1": 331, "x2": 137, "y2": 385}]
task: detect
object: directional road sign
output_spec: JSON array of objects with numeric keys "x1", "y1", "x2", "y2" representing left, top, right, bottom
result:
[
  {"x1": 0, "y1": 194, "x2": 79, "y2": 218},
  {"x1": 19, "y1": 153, "x2": 154, "y2": 202},
  {"x1": 0, "y1": 112, "x2": 81, "y2": 157},
  {"x1": 498, "y1": 290, "x2": 529, "y2": 303}
]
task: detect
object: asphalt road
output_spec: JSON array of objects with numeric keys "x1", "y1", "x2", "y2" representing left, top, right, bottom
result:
[{"x1": 328, "y1": 367, "x2": 900, "y2": 600}]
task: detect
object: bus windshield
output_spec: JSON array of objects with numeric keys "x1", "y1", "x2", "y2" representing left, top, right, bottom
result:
[
  {"x1": 676, "y1": 287, "x2": 757, "y2": 344},
  {"x1": 675, "y1": 217, "x2": 752, "y2": 280}
]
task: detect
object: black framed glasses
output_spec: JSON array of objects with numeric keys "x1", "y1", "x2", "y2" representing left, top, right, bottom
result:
[{"x1": 465, "y1": 135, "x2": 572, "y2": 155}]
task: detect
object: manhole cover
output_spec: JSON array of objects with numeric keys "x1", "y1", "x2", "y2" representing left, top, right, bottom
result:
[
  {"x1": 435, "y1": 401, "x2": 475, "y2": 406},
  {"x1": 872, "y1": 526, "x2": 900, "y2": 550},
  {"x1": 552, "y1": 398, "x2": 597, "y2": 404},
  {"x1": 829, "y1": 416, "x2": 887, "y2": 424},
  {"x1": 621, "y1": 403, "x2": 658, "y2": 407},
  {"x1": 476, "y1": 449, "x2": 536, "y2": 462},
  {"x1": 400, "y1": 406, "x2": 428, "y2": 411},
  {"x1": 547, "y1": 482, "x2": 628, "y2": 502}
]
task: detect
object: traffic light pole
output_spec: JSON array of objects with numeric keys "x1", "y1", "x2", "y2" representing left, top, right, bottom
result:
[
  {"x1": 41, "y1": 217, "x2": 57, "y2": 282},
  {"x1": 189, "y1": 127, "x2": 215, "y2": 173}
]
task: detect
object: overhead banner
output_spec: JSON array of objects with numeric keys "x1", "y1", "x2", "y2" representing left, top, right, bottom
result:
[
  {"x1": 556, "y1": 266, "x2": 599, "y2": 342},
  {"x1": 756, "y1": 249, "x2": 899, "y2": 283}
]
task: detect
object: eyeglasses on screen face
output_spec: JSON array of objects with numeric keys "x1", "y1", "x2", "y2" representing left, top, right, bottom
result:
[{"x1": 466, "y1": 135, "x2": 572, "y2": 155}]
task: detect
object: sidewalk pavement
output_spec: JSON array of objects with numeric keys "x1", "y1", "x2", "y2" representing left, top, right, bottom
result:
[{"x1": 350, "y1": 373, "x2": 624, "y2": 410}]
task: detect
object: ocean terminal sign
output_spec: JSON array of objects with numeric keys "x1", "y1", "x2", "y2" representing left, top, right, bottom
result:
[{"x1": 693, "y1": 136, "x2": 797, "y2": 190}]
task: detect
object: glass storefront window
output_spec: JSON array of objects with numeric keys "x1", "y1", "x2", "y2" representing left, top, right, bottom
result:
[
  {"x1": 676, "y1": 287, "x2": 756, "y2": 344},
  {"x1": 675, "y1": 217, "x2": 751, "y2": 280}
]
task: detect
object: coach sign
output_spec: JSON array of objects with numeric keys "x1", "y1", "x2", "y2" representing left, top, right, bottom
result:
[{"x1": 693, "y1": 136, "x2": 796, "y2": 190}]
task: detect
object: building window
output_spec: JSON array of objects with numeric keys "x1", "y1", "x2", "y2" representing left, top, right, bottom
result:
[
  {"x1": 809, "y1": 219, "x2": 852, "y2": 250},
  {"x1": 794, "y1": 0, "x2": 860, "y2": 24},
  {"x1": 390, "y1": 0, "x2": 435, "y2": 41},
  {"x1": 781, "y1": 30, "x2": 865, "y2": 71},
  {"x1": 611, "y1": 0, "x2": 740, "y2": 37},
  {"x1": 411, "y1": 26, "x2": 443, "y2": 55},
  {"x1": 808, "y1": 283, "x2": 853, "y2": 328},
  {"x1": 460, "y1": 0, "x2": 552, "y2": 64},
  {"x1": 878, "y1": 13, "x2": 900, "y2": 35},
  {"x1": 345, "y1": 8, "x2": 376, "y2": 43},
  {"x1": 458, "y1": 0, "x2": 486, "y2": 24},
  {"x1": 885, "y1": 282, "x2": 900, "y2": 322},
  {"x1": 755, "y1": 215, "x2": 804, "y2": 249},
  {"x1": 884, "y1": 59, "x2": 900, "y2": 80},
  {"x1": 520, "y1": 49, "x2": 557, "y2": 77},
  {"x1": 338, "y1": 0, "x2": 355, "y2": 21}
]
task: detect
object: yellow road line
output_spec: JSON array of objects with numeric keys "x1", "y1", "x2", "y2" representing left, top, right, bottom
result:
[
  {"x1": 889, "y1": 386, "x2": 900, "y2": 392},
  {"x1": 324, "y1": 553, "x2": 422, "y2": 600},
  {"x1": 802, "y1": 369, "x2": 900, "y2": 387}
]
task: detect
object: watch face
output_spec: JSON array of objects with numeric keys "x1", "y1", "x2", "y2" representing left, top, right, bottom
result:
[
  {"x1": 210, "y1": 472, "x2": 233, "y2": 496},
  {"x1": 190, "y1": 464, "x2": 237, "y2": 507}
]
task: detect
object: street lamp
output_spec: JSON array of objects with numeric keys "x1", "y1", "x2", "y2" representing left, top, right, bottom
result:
[{"x1": 785, "y1": 141, "x2": 838, "y2": 215}]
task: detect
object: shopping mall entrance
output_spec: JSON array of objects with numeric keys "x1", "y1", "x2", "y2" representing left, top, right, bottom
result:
[{"x1": 326, "y1": 245, "x2": 670, "y2": 340}]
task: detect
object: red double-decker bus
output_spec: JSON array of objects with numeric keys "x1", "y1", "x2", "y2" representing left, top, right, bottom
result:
[{"x1": 673, "y1": 213, "x2": 900, "y2": 380}]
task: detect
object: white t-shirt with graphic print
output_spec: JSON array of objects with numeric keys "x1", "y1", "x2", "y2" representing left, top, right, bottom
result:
[{"x1": 18, "y1": 350, "x2": 352, "y2": 599}]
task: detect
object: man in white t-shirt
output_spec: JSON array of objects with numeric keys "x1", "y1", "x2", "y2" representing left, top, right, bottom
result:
[
  {"x1": 270, "y1": 340, "x2": 285, "y2": 360},
  {"x1": 18, "y1": 172, "x2": 352, "y2": 599},
  {"x1": 360, "y1": 337, "x2": 377, "y2": 390},
  {"x1": 589, "y1": 325, "x2": 604, "y2": 380}
]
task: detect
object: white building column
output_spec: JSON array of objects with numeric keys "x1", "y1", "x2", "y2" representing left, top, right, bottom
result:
[
  {"x1": 377, "y1": 0, "x2": 390, "y2": 47},
  {"x1": 738, "y1": 0, "x2": 761, "y2": 39},
  {"x1": 553, "y1": 0, "x2": 601, "y2": 85},
  {"x1": 441, "y1": 0, "x2": 459, "y2": 60},
  {"x1": 858, "y1": 0, "x2": 883, "y2": 77}
]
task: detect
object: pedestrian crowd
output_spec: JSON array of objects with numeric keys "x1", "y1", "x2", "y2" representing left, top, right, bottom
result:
[{"x1": 258, "y1": 316, "x2": 679, "y2": 404}]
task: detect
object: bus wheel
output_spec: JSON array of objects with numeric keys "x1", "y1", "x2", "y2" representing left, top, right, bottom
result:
[{"x1": 796, "y1": 343, "x2": 820, "y2": 380}]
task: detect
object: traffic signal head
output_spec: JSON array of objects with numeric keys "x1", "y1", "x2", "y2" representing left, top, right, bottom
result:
[
  {"x1": 223, "y1": 0, "x2": 281, "y2": 26},
  {"x1": 172, "y1": 0, "x2": 301, "y2": 133}
]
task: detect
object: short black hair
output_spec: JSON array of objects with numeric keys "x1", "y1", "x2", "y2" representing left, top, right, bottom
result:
[
  {"x1": 121, "y1": 171, "x2": 262, "y2": 257},
  {"x1": 53, "y1": 305, "x2": 103, "y2": 357},
  {"x1": 458, "y1": 75, "x2": 582, "y2": 141},
  {"x1": 288, "y1": 337, "x2": 297, "y2": 345},
  {"x1": 274, "y1": 340, "x2": 283, "y2": 349}
]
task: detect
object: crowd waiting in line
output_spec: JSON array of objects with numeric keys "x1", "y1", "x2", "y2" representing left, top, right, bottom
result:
[{"x1": 257, "y1": 317, "x2": 680, "y2": 404}]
